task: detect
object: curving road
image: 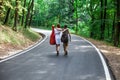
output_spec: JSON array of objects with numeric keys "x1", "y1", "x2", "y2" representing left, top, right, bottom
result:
[{"x1": 0, "y1": 28, "x2": 115, "y2": 80}]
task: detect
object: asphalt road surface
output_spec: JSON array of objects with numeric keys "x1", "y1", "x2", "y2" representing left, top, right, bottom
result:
[{"x1": 0, "y1": 28, "x2": 115, "y2": 80}]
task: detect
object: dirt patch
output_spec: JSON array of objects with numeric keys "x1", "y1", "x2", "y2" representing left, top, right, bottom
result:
[{"x1": 0, "y1": 42, "x2": 34, "y2": 59}]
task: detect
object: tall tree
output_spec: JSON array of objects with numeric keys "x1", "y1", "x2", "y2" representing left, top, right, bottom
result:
[
  {"x1": 114, "y1": 0, "x2": 120, "y2": 46},
  {"x1": 13, "y1": 0, "x2": 19, "y2": 31},
  {"x1": 3, "y1": 8, "x2": 11, "y2": 24},
  {"x1": 100, "y1": 0, "x2": 104, "y2": 40},
  {"x1": 0, "y1": 0, "x2": 4, "y2": 22},
  {"x1": 102, "y1": 0, "x2": 107, "y2": 39},
  {"x1": 28, "y1": 0, "x2": 34, "y2": 26},
  {"x1": 75, "y1": 0, "x2": 78, "y2": 34},
  {"x1": 25, "y1": 0, "x2": 32, "y2": 28},
  {"x1": 3, "y1": 0, "x2": 13, "y2": 25},
  {"x1": 89, "y1": 0, "x2": 94, "y2": 38},
  {"x1": 21, "y1": 0, "x2": 26, "y2": 26}
]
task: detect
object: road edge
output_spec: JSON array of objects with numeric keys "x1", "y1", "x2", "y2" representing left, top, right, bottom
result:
[
  {"x1": 75, "y1": 35, "x2": 115, "y2": 80},
  {"x1": 0, "y1": 32, "x2": 47, "y2": 63}
]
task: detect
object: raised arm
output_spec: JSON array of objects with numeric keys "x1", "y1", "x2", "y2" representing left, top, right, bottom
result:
[{"x1": 56, "y1": 28, "x2": 62, "y2": 31}]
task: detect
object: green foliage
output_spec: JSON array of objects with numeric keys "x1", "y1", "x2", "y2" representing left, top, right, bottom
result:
[
  {"x1": 73, "y1": 22, "x2": 90, "y2": 37},
  {"x1": 1, "y1": 0, "x2": 120, "y2": 46}
]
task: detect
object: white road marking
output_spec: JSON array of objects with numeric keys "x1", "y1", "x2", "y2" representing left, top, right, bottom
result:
[
  {"x1": 0, "y1": 29, "x2": 47, "y2": 63},
  {"x1": 0, "y1": 28, "x2": 113, "y2": 80},
  {"x1": 78, "y1": 36, "x2": 112, "y2": 80}
]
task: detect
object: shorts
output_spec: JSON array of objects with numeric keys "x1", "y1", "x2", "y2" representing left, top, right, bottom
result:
[
  {"x1": 55, "y1": 37, "x2": 61, "y2": 44},
  {"x1": 63, "y1": 42, "x2": 68, "y2": 46}
]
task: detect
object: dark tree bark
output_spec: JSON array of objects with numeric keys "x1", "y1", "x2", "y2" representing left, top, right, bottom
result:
[
  {"x1": 100, "y1": 0, "x2": 104, "y2": 40},
  {"x1": 24, "y1": 0, "x2": 32, "y2": 28},
  {"x1": 28, "y1": 0, "x2": 34, "y2": 26},
  {"x1": 0, "y1": 0, "x2": 4, "y2": 21},
  {"x1": 3, "y1": 8, "x2": 11, "y2": 24},
  {"x1": 102, "y1": 0, "x2": 107, "y2": 39},
  {"x1": 112, "y1": 11, "x2": 116, "y2": 41},
  {"x1": 13, "y1": 0, "x2": 18, "y2": 31},
  {"x1": 21, "y1": 0, "x2": 26, "y2": 26},
  {"x1": 90, "y1": 0, "x2": 94, "y2": 38},
  {"x1": 114, "y1": 0, "x2": 120, "y2": 46}
]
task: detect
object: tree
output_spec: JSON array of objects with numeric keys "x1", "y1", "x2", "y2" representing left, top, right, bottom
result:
[
  {"x1": 13, "y1": 0, "x2": 19, "y2": 31},
  {"x1": 3, "y1": 0, "x2": 13, "y2": 25},
  {"x1": 28, "y1": 0, "x2": 34, "y2": 26},
  {"x1": 100, "y1": 0, "x2": 104, "y2": 40},
  {"x1": 3, "y1": 8, "x2": 11, "y2": 24},
  {"x1": 25, "y1": 0, "x2": 33, "y2": 28},
  {"x1": 21, "y1": 0, "x2": 26, "y2": 26},
  {"x1": 74, "y1": 0, "x2": 78, "y2": 33},
  {"x1": 0, "y1": 0, "x2": 4, "y2": 21},
  {"x1": 114, "y1": 0, "x2": 120, "y2": 46},
  {"x1": 101, "y1": 0, "x2": 107, "y2": 40}
]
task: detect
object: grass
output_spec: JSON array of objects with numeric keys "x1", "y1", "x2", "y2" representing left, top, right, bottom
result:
[
  {"x1": 22, "y1": 28, "x2": 41, "y2": 41},
  {"x1": 0, "y1": 25, "x2": 41, "y2": 46}
]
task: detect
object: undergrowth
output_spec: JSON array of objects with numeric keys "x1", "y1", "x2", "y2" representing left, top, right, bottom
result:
[{"x1": 0, "y1": 25, "x2": 41, "y2": 46}]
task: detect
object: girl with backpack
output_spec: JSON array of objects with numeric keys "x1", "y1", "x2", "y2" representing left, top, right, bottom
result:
[{"x1": 61, "y1": 25, "x2": 71, "y2": 56}]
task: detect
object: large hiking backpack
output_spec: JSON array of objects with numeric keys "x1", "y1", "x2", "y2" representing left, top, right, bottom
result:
[
  {"x1": 61, "y1": 30, "x2": 68, "y2": 43},
  {"x1": 49, "y1": 26, "x2": 56, "y2": 45}
]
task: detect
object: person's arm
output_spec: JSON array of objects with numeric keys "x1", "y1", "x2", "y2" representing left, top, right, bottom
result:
[
  {"x1": 68, "y1": 29, "x2": 71, "y2": 42},
  {"x1": 56, "y1": 28, "x2": 62, "y2": 31},
  {"x1": 62, "y1": 28, "x2": 68, "y2": 32}
]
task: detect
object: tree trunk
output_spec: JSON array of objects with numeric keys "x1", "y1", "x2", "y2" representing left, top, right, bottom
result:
[
  {"x1": 102, "y1": 0, "x2": 107, "y2": 39},
  {"x1": 3, "y1": 8, "x2": 11, "y2": 24},
  {"x1": 28, "y1": 0, "x2": 34, "y2": 27},
  {"x1": 114, "y1": 0, "x2": 120, "y2": 46},
  {"x1": 24, "y1": 0, "x2": 32, "y2": 28},
  {"x1": 75, "y1": 0, "x2": 78, "y2": 34},
  {"x1": 100, "y1": 0, "x2": 104, "y2": 40},
  {"x1": 112, "y1": 11, "x2": 116, "y2": 42},
  {"x1": 13, "y1": 0, "x2": 18, "y2": 31},
  {"x1": 29, "y1": 14, "x2": 33, "y2": 26},
  {"x1": 0, "y1": 0, "x2": 4, "y2": 21},
  {"x1": 90, "y1": 0, "x2": 94, "y2": 38},
  {"x1": 21, "y1": 0, "x2": 26, "y2": 26}
]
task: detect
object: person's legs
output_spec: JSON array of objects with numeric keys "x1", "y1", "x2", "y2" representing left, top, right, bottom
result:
[
  {"x1": 63, "y1": 43, "x2": 68, "y2": 56},
  {"x1": 56, "y1": 44, "x2": 60, "y2": 56}
]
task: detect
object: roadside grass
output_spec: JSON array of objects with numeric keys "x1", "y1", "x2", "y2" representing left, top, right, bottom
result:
[
  {"x1": 0, "y1": 25, "x2": 41, "y2": 46},
  {"x1": 21, "y1": 28, "x2": 41, "y2": 41}
]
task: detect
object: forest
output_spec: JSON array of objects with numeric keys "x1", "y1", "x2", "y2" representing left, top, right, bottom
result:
[{"x1": 0, "y1": 0, "x2": 120, "y2": 47}]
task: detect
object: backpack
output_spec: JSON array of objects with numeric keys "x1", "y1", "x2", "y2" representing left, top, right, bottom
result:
[{"x1": 61, "y1": 30, "x2": 68, "y2": 43}]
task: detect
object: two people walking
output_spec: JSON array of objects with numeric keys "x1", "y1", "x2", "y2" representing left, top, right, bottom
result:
[{"x1": 50, "y1": 24, "x2": 71, "y2": 56}]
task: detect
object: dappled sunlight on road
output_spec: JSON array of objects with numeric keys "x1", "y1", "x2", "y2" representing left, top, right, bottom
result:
[
  {"x1": 76, "y1": 74, "x2": 105, "y2": 80},
  {"x1": 72, "y1": 39, "x2": 85, "y2": 41},
  {"x1": 74, "y1": 45, "x2": 93, "y2": 50}
]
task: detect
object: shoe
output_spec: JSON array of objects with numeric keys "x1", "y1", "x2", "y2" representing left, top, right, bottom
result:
[
  {"x1": 56, "y1": 51, "x2": 59, "y2": 56},
  {"x1": 64, "y1": 51, "x2": 68, "y2": 56}
]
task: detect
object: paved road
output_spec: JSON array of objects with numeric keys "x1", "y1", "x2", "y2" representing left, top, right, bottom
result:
[{"x1": 0, "y1": 28, "x2": 114, "y2": 80}]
